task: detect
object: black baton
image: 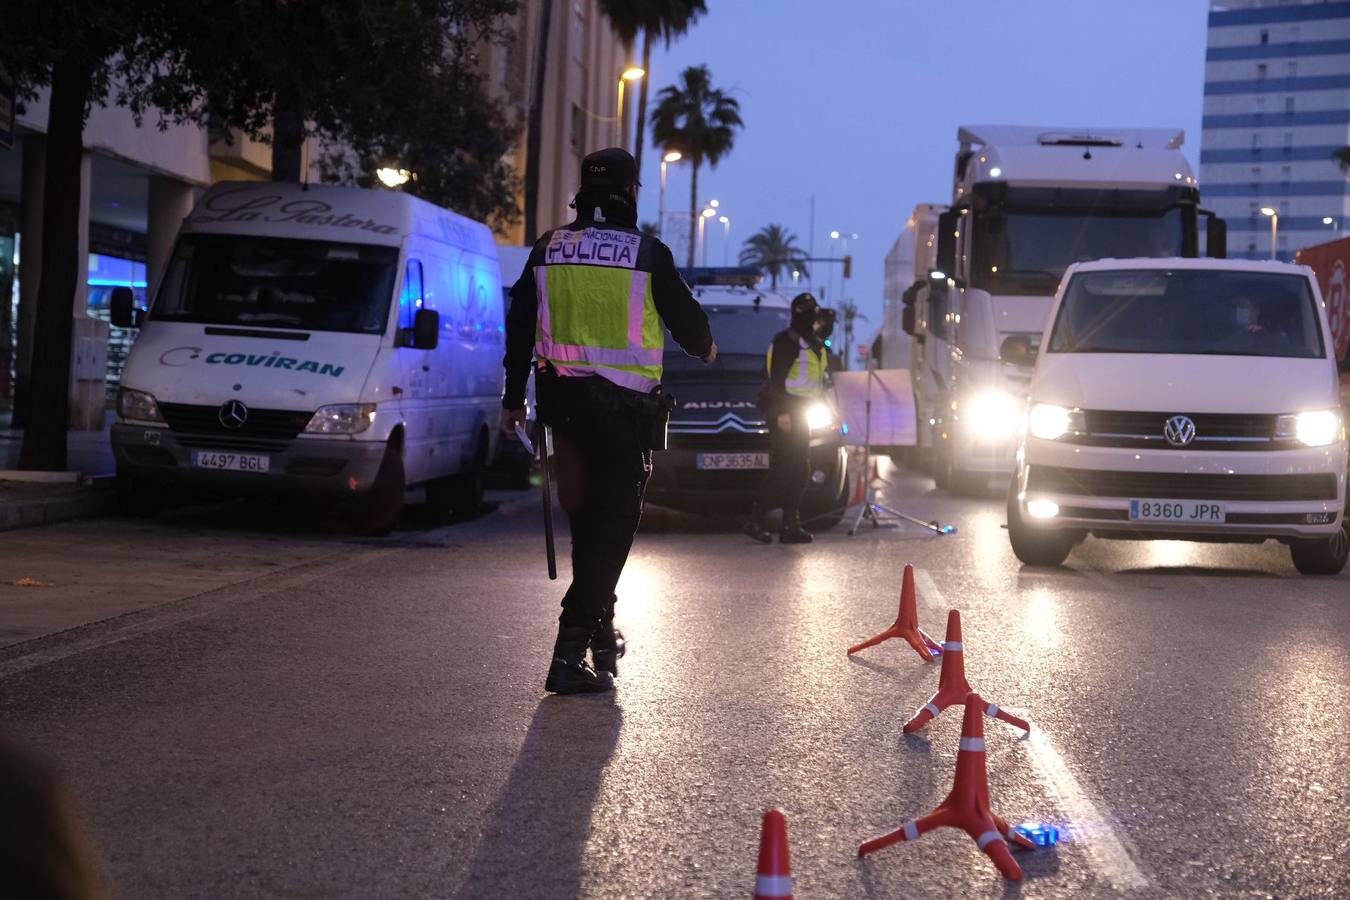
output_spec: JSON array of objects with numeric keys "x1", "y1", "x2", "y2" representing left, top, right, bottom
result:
[{"x1": 537, "y1": 422, "x2": 557, "y2": 580}]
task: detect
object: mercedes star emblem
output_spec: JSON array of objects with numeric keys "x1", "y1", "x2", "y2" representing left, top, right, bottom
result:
[
  {"x1": 1163, "y1": 414, "x2": 1196, "y2": 448},
  {"x1": 219, "y1": 400, "x2": 249, "y2": 430}
]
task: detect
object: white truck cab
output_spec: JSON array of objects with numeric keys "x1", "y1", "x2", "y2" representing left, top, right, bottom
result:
[
  {"x1": 111, "y1": 181, "x2": 503, "y2": 532},
  {"x1": 1009, "y1": 258, "x2": 1348, "y2": 575},
  {"x1": 909, "y1": 125, "x2": 1226, "y2": 494}
]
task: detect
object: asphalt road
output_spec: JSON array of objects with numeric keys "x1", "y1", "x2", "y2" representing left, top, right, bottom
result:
[{"x1": 1, "y1": 462, "x2": 1347, "y2": 898}]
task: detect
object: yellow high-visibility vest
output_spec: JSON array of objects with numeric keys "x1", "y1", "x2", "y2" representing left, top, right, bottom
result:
[
  {"x1": 768, "y1": 336, "x2": 826, "y2": 398},
  {"x1": 533, "y1": 226, "x2": 662, "y2": 393}
]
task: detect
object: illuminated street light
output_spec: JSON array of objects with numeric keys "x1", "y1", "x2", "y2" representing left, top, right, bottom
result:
[
  {"x1": 622, "y1": 66, "x2": 646, "y2": 81},
  {"x1": 659, "y1": 152, "x2": 685, "y2": 236},
  {"x1": 617, "y1": 67, "x2": 646, "y2": 151},
  {"x1": 697, "y1": 207, "x2": 718, "y2": 266},
  {"x1": 663, "y1": 150, "x2": 682, "y2": 163},
  {"x1": 1261, "y1": 207, "x2": 1278, "y2": 260},
  {"x1": 376, "y1": 168, "x2": 412, "y2": 188}
]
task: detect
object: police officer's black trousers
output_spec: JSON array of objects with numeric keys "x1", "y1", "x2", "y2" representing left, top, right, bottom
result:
[
  {"x1": 756, "y1": 414, "x2": 811, "y2": 514},
  {"x1": 549, "y1": 386, "x2": 653, "y2": 629}
]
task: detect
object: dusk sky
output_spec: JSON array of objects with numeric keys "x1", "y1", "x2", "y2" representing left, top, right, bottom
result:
[{"x1": 635, "y1": 0, "x2": 1213, "y2": 337}]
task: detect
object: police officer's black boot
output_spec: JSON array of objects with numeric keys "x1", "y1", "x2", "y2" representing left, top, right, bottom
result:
[
  {"x1": 742, "y1": 502, "x2": 774, "y2": 544},
  {"x1": 545, "y1": 624, "x2": 615, "y2": 695},
  {"x1": 590, "y1": 616, "x2": 627, "y2": 677},
  {"x1": 779, "y1": 508, "x2": 814, "y2": 544}
]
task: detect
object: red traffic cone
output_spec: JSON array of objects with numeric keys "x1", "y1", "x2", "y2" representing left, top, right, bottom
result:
[
  {"x1": 902, "y1": 610, "x2": 1030, "y2": 733},
  {"x1": 753, "y1": 809, "x2": 794, "y2": 899},
  {"x1": 847, "y1": 565, "x2": 943, "y2": 660},
  {"x1": 859, "y1": 692, "x2": 1035, "y2": 880}
]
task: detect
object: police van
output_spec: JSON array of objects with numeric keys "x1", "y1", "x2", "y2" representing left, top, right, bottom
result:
[
  {"x1": 110, "y1": 181, "x2": 503, "y2": 533},
  {"x1": 646, "y1": 269, "x2": 850, "y2": 526}
]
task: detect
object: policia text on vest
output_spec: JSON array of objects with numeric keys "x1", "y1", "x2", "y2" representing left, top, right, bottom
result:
[{"x1": 500, "y1": 147, "x2": 715, "y2": 695}]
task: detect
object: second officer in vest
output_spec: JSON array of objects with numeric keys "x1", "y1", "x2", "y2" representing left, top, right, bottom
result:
[
  {"x1": 502, "y1": 148, "x2": 716, "y2": 695},
  {"x1": 743, "y1": 292, "x2": 829, "y2": 544}
]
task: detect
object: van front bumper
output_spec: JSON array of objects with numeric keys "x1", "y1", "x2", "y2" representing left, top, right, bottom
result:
[
  {"x1": 1015, "y1": 438, "x2": 1348, "y2": 542},
  {"x1": 112, "y1": 423, "x2": 388, "y2": 498}
]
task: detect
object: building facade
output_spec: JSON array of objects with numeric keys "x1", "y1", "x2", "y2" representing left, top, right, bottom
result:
[
  {"x1": 480, "y1": 0, "x2": 631, "y2": 247},
  {"x1": 1200, "y1": 0, "x2": 1350, "y2": 262}
]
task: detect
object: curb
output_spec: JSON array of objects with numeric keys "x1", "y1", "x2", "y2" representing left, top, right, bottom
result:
[{"x1": 0, "y1": 490, "x2": 117, "y2": 533}]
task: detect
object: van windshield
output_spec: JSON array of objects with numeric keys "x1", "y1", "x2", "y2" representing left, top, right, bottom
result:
[
  {"x1": 664, "y1": 304, "x2": 789, "y2": 373},
  {"x1": 1048, "y1": 269, "x2": 1325, "y2": 359},
  {"x1": 152, "y1": 234, "x2": 399, "y2": 334}
]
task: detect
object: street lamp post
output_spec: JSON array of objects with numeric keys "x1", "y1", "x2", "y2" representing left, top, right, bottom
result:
[
  {"x1": 1325, "y1": 216, "x2": 1342, "y2": 237},
  {"x1": 659, "y1": 151, "x2": 682, "y2": 237},
  {"x1": 719, "y1": 215, "x2": 731, "y2": 265},
  {"x1": 829, "y1": 229, "x2": 858, "y2": 299},
  {"x1": 1261, "y1": 206, "x2": 1278, "y2": 260},
  {"x1": 697, "y1": 206, "x2": 717, "y2": 266},
  {"x1": 617, "y1": 67, "x2": 645, "y2": 151}
]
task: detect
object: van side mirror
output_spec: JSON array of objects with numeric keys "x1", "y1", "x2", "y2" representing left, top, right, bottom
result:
[
  {"x1": 110, "y1": 286, "x2": 137, "y2": 328},
  {"x1": 1205, "y1": 213, "x2": 1227, "y2": 259},
  {"x1": 999, "y1": 334, "x2": 1037, "y2": 367},
  {"x1": 412, "y1": 308, "x2": 440, "y2": 350}
]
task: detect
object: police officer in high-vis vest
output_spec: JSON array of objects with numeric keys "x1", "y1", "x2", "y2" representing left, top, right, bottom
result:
[
  {"x1": 502, "y1": 148, "x2": 716, "y2": 695},
  {"x1": 743, "y1": 292, "x2": 828, "y2": 545}
]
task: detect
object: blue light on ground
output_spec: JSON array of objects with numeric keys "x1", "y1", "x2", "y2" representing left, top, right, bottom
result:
[{"x1": 1014, "y1": 822, "x2": 1060, "y2": 848}]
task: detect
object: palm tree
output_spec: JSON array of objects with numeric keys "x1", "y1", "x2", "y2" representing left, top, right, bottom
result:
[
  {"x1": 1335, "y1": 147, "x2": 1350, "y2": 174},
  {"x1": 838, "y1": 300, "x2": 869, "y2": 370},
  {"x1": 650, "y1": 65, "x2": 743, "y2": 266},
  {"x1": 739, "y1": 224, "x2": 810, "y2": 289},
  {"x1": 596, "y1": 0, "x2": 706, "y2": 178}
]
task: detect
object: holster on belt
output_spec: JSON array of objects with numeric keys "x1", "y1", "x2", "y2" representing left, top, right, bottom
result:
[{"x1": 534, "y1": 362, "x2": 675, "y2": 450}]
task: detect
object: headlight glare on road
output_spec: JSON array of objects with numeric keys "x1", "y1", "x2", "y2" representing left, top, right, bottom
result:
[
  {"x1": 962, "y1": 390, "x2": 1021, "y2": 440},
  {"x1": 305, "y1": 403, "x2": 377, "y2": 435},
  {"x1": 116, "y1": 388, "x2": 164, "y2": 423},
  {"x1": 805, "y1": 401, "x2": 835, "y2": 432},
  {"x1": 1293, "y1": 409, "x2": 1341, "y2": 447}
]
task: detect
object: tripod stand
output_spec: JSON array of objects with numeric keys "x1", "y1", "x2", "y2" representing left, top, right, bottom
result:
[{"x1": 847, "y1": 358, "x2": 956, "y2": 537}]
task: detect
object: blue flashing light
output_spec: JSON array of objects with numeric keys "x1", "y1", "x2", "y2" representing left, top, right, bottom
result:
[
  {"x1": 823, "y1": 339, "x2": 833, "y2": 348},
  {"x1": 1013, "y1": 822, "x2": 1059, "y2": 848},
  {"x1": 89, "y1": 279, "x2": 148, "y2": 288},
  {"x1": 841, "y1": 422, "x2": 850, "y2": 435}
]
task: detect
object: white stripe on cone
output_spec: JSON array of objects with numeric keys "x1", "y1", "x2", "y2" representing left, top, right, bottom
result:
[
  {"x1": 903, "y1": 820, "x2": 919, "y2": 841},
  {"x1": 754, "y1": 873, "x2": 794, "y2": 897},
  {"x1": 976, "y1": 830, "x2": 1005, "y2": 850},
  {"x1": 923, "y1": 702, "x2": 941, "y2": 717},
  {"x1": 959, "y1": 737, "x2": 986, "y2": 752}
]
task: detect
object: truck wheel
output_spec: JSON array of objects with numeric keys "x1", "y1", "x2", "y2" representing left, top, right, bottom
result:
[
  {"x1": 1006, "y1": 480, "x2": 1075, "y2": 567},
  {"x1": 1289, "y1": 515, "x2": 1350, "y2": 575},
  {"x1": 353, "y1": 441, "x2": 405, "y2": 536},
  {"x1": 117, "y1": 471, "x2": 161, "y2": 518}
]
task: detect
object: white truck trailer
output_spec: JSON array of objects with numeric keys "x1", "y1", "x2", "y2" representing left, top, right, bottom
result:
[{"x1": 897, "y1": 125, "x2": 1227, "y2": 492}]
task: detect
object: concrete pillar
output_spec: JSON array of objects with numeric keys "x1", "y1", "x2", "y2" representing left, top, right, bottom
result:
[
  {"x1": 13, "y1": 134, "x2": 44, "y2": 425},
  {"x1": 68, "y1": 151, "x2": 107, "y2": 433},
  {"x1": 147, "y1": 176, "x2": 194, "y2": 298}
]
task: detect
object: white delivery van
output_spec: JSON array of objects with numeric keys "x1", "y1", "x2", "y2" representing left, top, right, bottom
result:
[
  {"x1": 110, "y1": 181, "x2": 503, "y2": 533},
  {"x1": 1008, "y1": 258, "x2": 1348, "y2": 574}
]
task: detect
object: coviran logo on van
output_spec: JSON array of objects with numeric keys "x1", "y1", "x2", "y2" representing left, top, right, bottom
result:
[
  {"x1": 544, "y1": 228, "x2": 639, "y2": 269},
  {"x1": 190, "y1": 188, "x2": 398, "y2": 236},
  {"x1": 199, "y1": 351, "x2": 345, "y2": 377}
]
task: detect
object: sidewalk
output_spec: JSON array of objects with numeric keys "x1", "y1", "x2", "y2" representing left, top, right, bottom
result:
[{"x1": 0, "y1": 476, "x2": 118, "y2": 533}]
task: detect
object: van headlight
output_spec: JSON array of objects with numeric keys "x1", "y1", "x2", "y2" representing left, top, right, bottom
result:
[
  {"x1": 961, "y1": 390, "x2": 1021, "y2": 440},
  {"x1": 305, "y1": 403, "x2": 377, "y2": 435},
  {"x1": 117, "y1": 388, "x2": 164, "y2": 423},
  {"x1": 805, "y1": 401, "x2": 836, "y2": 432},
  {"x1": 1028, "y1": 403, "x2": 1085, "y2": 441},
  {"x1": 1277, "y1": 409, "x2": 1342, "y2": 447}
]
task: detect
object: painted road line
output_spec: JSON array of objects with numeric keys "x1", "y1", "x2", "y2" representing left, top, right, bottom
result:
[{"x1": 912, "y1": 567, "x2": 1151, "y2": 892}]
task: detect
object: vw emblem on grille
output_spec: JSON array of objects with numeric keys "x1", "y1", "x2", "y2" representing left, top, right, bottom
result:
[
  {"x1": 219, "y1": 400, "x2": 249, "y2": 430},
  {"x1": 1163, "y1": 414, "x2": 1196, "y2": 447}
]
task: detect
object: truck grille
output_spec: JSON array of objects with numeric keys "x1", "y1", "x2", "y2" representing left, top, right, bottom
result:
[
  {"x1": 159, "y1": 403, "x2": 314, "y2": 453},
  {"x1": 1027, "y1": 465, "x2": 1337, "y2": 501},
  {"x1": 1068, "y1": 410, "x2": 1293, "y2": 451}
]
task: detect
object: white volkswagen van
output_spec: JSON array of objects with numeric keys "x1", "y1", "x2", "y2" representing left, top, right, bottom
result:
[
  {"x1": 1007, "y1": 258, "x2": 1348, "y2": 574},
  {"x1": 111, "y1": 181, "x2": 502, "y2": 532}
]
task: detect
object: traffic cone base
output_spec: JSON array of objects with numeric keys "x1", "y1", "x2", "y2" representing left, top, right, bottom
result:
[
  {"x1": 753, "y1": 809, "x2": 794, "y2": 899},
  {"x1": 847, "y1": 564, "x2": 943, "y2": 661},
  {"x1": 902, "y1": 610, "x2": 1030, "y2": 733},
  {"x1": 859, "y1": 693, "x2": 1034, "y2": 881}
]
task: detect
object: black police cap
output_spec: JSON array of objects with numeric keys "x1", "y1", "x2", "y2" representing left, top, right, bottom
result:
[
  {"x1": 791, "y1": 292, "x2": 819, "y2": 315},
  {"x1": 580, "y1": 147, "x2": 641, "y2": 192}
]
